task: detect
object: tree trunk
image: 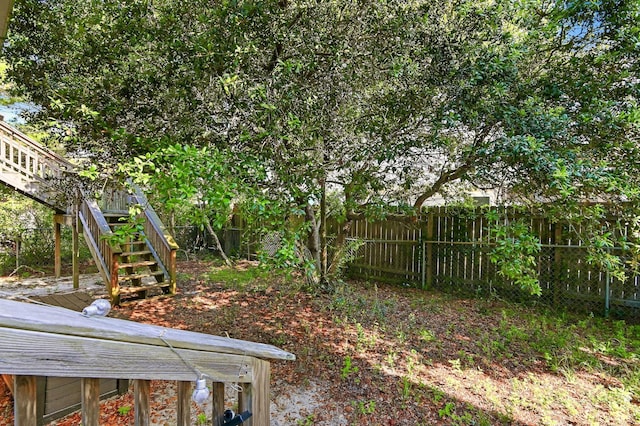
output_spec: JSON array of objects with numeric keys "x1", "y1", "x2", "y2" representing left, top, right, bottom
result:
[
  {"x1": 203, "y1": 216, "x2": 234, "y2": 267},
  {"x1": 304, "y1": 202, "x2": 321, "y2": 274},
  {"x1": 319, "y1": 177, "x2": 328, "y2": 279}
]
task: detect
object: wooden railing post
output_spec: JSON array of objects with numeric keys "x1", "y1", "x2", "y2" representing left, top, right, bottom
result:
[
  {"x1": 110, "y1": 253, "x2": 120, "y2": 305},
  {"x1": 54, "y1": 215, "x2": 62, "y2": 278},
  {"x1": 212, "y1": 382, "x2": 225, "y2": 426},
  {"x1": 81, "y1": 378, "x2": 100, "y2": 426},
  {"x1": 73, "y1": 208, "x2": 80, "y2": 289},
  {"x1": 134, "y1": 379, "x2": 151, "y2": 426},
  {"x1": 239, "y1": 359, "x2": 270, "y2": 426},
  {"x1": 13, "y1": 375, "x2": 37, "y2": 426},
  {"x1": 176, "y1": 381, "x2": 191, "y2": 426},
  {"x1": 169, "y1": 248, "x2": 177, "y2": 294}
]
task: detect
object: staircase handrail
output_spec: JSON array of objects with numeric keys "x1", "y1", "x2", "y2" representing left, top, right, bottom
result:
[
  {"x1": 130, "y1": 183, "x2": 179, "y2": 291},
  {"x1": 0, "y1": 120, "x2": 73, "y2": 171},
  {"x1": 78, "y1": 196, "x2": 123, "y2": 297}
]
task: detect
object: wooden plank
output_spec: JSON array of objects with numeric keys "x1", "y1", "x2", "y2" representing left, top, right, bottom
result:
[
  {"x1": 73, "y1": 216, "x2": 79, "y2": 289},
  {"x1": 212, "y1": 382, "x2": 225, "y2": 426},
  {"x1": 44, "y1": 377, "x2": 80, "y2": 415},
  {"x1": 31, "y1": 293, "x2": 94, "y2": 312},
  {"x1": 0, "y1": 299, "x2": 295, "y2": 361},
  {"x1": 42, "y1": 378, "x2": 122, "y2": 424},
  {"x1": 81, "y1": 378, "x2": 100, "y2": 426},
  {"x1": 134, "y1": 379, "x2": 150, "y2": 426},
  {"x1": 54, "y1": 217, "x2": 62, "y2": 278},
  {"x1": 349, "y1": 264, "x2": 420, "y2": 276},
  {"x1": 176, "y1": 381, "x2": 191, "y2": 426},
  {"x1": 424, "y1": 212, "x2": 434, "y2": 288},
  {"x1": 239, "y1": 358, "x2": 270, "y2": 426},
  {"x1": 14, "y1": 375, "x2": 37, "y2": 426},
  {"x1": 0, "y1": 327, "x2": 257, "y2": 382}
]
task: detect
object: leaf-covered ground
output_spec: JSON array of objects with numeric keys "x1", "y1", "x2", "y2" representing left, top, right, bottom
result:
[{"x1": 1, "y1": 260, "x2": 639, "y2": 425}]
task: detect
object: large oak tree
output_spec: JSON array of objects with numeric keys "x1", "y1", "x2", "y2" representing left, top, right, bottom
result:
[{"x1": 4, "y1": 0, "x2": 639, "y2": 285}]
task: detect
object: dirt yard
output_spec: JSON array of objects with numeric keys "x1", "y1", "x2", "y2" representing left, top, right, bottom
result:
[{"x1": 1, "y1": 260, "x2": 639, "y2": 425}]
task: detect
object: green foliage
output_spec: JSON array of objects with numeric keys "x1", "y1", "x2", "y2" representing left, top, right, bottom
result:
[
  {"x1": 438, "y1": 402, "x2": 456, "y2": 419},
  {"x1": 5, "y1": 0, "x2": 640, "y2": 285},
  {"x1": 117, "y1": 405, "x2": 132, "y2": 416},
  {"x1": 484, "y1": 211, "x2": 542, "y2": 295},
  {"x1": 0, "y1": 189, "x2": 94, "y2": 274},
  {"x1": 100, "y1": 215, "x2": 145, "y2": 247},
  {"x1": 354, "y1": 400, "x2": 376, "y2": 415},
  {"x1": 340, "y1": 355, "x2": 359, "y2": 380},
  {"x1": 326, "y1": 237, "x2": 364, "y2": 283},
  {"x1": 8, "y1": 0, "x2": 639, "y2": 204},
  {"x1": 296, "y1": 415, "x2": 315, "y2": 426}
]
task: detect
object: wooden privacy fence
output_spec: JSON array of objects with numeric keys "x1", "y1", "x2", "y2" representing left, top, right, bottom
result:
[{"x1": 341, "y1": 207, "x2": 640, "y2": 319}]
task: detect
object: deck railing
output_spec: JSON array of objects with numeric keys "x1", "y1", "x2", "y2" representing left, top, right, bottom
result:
[
  {"x1": 1, "y1": 299, "x2": 295, "y2": 426},
  {"x1": 0, "y1": 120, "x2": 72, "y2": 209},
  {"x1": 78, "y1": 198, "x2": 123, "y2": 299},
  {"x1": 132, "y1": 186, "x2": 179, "y2": 292}
]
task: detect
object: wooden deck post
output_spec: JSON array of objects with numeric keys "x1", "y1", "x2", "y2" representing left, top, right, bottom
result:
[
  {"x1": 169, "y1": 248, "x2": 177, "y2": 295},
  {"x1": 239, "y1": 359, "x2": 270, "y2": 426},
  {"x1": 72, "y1": 210, "x2": 80, "y2": 289},
  {"x1": 54, "y1": 215, "x2": 62, "y2": 278},
  {"x1": 13, "y1": 375, "x2": 37, "y2": 426},
  {"x1": 81, "y1": 377, "x2": 100, "y2": 426},
  {"x1": 134, "y1": 379, "x2": 151, "y2": 426},
  {"x1": 212, "y1": 382, "x2": 225, "y2": 426},
  {"x1": 176, "y1": 381, "x2": 191, "y2": 426}
]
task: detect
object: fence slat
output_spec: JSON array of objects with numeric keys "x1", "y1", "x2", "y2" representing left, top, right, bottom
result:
[{"x1": 333, "y1": 207, "x2": 639, "y2": 318}]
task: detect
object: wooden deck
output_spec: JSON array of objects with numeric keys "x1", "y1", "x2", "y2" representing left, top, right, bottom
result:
[
  {"x1": 25, "y1": 292, "x2": 127, "y2": 424},
  {"x1": 0, "y1": 119, "x2": 179, "y2": 304},
  {"x1": 30, "y1": 291, "x2": 95, "y2": 311},
  {"x1": 0, "y1": 298, "x2": 295, "y2": 425}
]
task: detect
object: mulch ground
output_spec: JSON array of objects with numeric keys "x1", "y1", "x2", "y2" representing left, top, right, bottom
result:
[{"x1": 1, "y1": 260, "x2": 638, "y2": 425}]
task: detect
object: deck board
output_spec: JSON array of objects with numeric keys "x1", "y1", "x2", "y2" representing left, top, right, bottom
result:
[{"x1": 30, "y1": 292, "x2": 95, "y2": 312}]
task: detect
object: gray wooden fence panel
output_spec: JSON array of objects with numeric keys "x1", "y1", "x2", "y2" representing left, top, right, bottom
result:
[{"x1": 339, "y1": 207, "x2": 640, "y2": 318}]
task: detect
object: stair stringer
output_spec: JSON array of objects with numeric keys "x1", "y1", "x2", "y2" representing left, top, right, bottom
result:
[{"x1": 0, "y1": 120, "x2": 178, "y2": 303}]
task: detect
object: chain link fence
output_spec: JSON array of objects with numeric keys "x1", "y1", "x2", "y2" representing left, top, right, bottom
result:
[{"x1": 419, "y1": 242, "x2": 638, "y2": 319}]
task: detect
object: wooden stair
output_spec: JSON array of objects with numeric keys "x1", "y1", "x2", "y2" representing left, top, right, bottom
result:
[
  {"x1": 104, "y1": 214, "x2": 173, "y2": 303},
  {"x1": 0, "y1": 119, "x2": 178, "y2": 305}
]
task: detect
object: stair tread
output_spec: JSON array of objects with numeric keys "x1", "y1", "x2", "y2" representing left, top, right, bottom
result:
[
  {"x1": 121, "y1": 250, "x2": 152, "y2": 257},
  {"x1": 119, "y1": 282, "x2": 170, "y2": 295},
  {"x1": 119, "y1": 293, "x2": 174, "y2": 306},
  {"x1": 118, "y1": 260, "x2": 157, "y2": 269},
  {"x1": 118, "y1": 270, "x2": 165, "y2": 281}
]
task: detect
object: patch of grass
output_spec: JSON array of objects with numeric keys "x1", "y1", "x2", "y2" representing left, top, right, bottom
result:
[
  {"x1": 419, "y1": 328, "x2": 437, "y2": 343},
  {"x1": 117, "y1": 405, "x2": 132, "y2": 416},
  {"x1": 353, "y1": 399, "x2": 376, "y2": 415},
  {"x1": 340, "y1": 355, "x2": 359, "y2": 380},
  {"x1": 296, "y1": 415, "x2": 315, "y2": 425},
  {"x1": 205, "y1": 265, "x2": 279, "y2": 291},
  {"x1": 196, "y1": 412, "x2": 208, "y2": 425}
]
